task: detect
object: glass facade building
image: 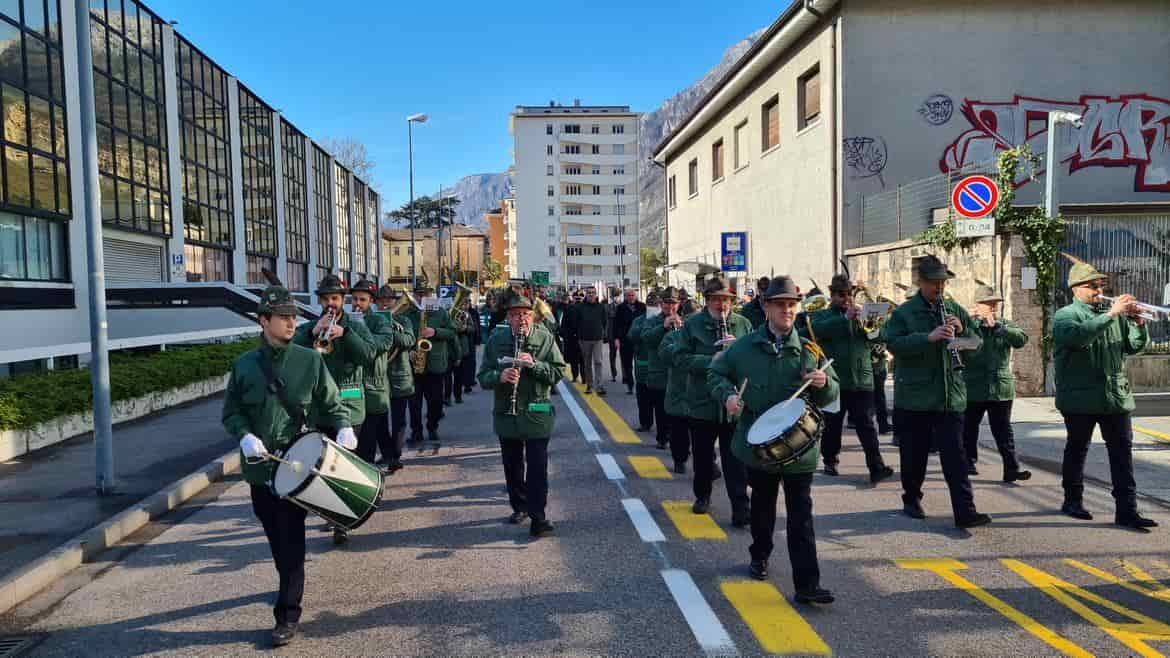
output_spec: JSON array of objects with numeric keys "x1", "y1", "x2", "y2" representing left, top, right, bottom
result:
[
  {"x1": 281, "y1": 119, "x2": 308, "y2": 292},
  {"x1": 238, "y1": 85, "x2": 275, "y2": 284}
]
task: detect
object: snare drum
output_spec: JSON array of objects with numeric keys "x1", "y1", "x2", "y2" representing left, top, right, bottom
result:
[
  {"x1": 745, "y1": 398, "x2": 824, "y2": 467},
  {"x1": 272, "y1": 432, "x2": 384, "y2": 531}
]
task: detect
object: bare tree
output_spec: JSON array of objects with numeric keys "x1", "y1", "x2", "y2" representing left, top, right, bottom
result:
[{"x1": 320, "y1": 137, "x2": 375, "y2": 182}]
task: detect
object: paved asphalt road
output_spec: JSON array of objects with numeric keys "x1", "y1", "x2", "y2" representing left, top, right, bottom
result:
[{"x1": 6, "y1": 369, "x2": 1170, "y2": 656}]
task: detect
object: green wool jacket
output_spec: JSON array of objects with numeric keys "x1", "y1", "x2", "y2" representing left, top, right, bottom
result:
[
  {"x1": 881, "y1": 292, "x2": 976, "y2": 413},
  {"x1": 669, "y1": 309, "x2": 754, "y2": 422},
  {"x1": 363, "y1": 311, "x2": 416, "y2": 413},
  {"x1": 627, "y1": 314, "x2": 651, "y2": 385},
  {"x1": 640, "y1": 315, "x2": 674, "y2": 391},
  {"x1": 223, "y1": 340, "x2": 349, "y2": 486},
  {"x1": 478, "y1": 323, "x2": 566, "y2": 440},
  {"x1": 400, "y1": 306, "x2": 459, "y2": 375},
  {"x1": 738, "y1": 299, "x2": 766, "y2": 330},
  {"x1": 709, "y1": 325, "x2": 840, "y2": 475},
  {"x1": 292, "y1": 311, "x2": 378, "y2": 426},
  {"x1": 659, "y1": 327, "x2": 689, "y2": 414},
  {"x1": 806, "y1": 306, "x2": 875, "y2": 392},
  {"x1": 963, "y1": 319, "x2": 1028, "y2": 402},
  {"x1": 1053, "y1": 299, "x2": 1148, "y2": 415}
]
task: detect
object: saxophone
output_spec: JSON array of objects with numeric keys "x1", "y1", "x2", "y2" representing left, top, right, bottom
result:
[{"x1": 412, "y1": 308, "x2": 432, "y2": 375}]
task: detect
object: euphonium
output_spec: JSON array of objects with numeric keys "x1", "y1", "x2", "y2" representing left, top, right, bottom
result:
[
  {"x1": 313, "y1": 307, "x2": 339, "y2": 354},
  {"x1": 412, "y1": 308, "x2": 432, "y2": 375},
  {"x1": 386, "y1": 291, "x2": 422, "y2": 361},
  {"x1": 449, "y1": 282, "x2": 474, "y2": 331}
]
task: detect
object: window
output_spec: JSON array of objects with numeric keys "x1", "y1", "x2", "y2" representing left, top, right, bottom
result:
[
  {"x1": 177, "y1": 37, "x2": 232, "y2": 272},
  {"x1": 591, "y1": 206, "x2": 601, "y2": 215},
  {"x1": 393, "y1": 265, "x2": 400, "y2": 275},
  {"x1": 591, "y1": 185, "x2": 600, "y2": 195},
  {"x1": 546, "y1": 164, "x2": 553, "y2": 176},
  {"x1": 547, "y1": 205, "x2": 555, "y2": 216},
  {"x1": 0, "y1": 212, "x2": 67, "y2": 281},
  {"x1": 312, "y1": 145, "x2": 333, "y2": 269},
  {"x1": 613, "y1": 166, "x2": 625, "y2": 175},
  {"x1": 612, "y1": 225, "x2": 627, "y2": 235},
  {"x1": 548, "y1": 245, "x2": 555, "y2": 257},
  {"x1": 612, "y1": 124, "x2": 624, "y2": 134},
  {"x1": 566, "y1": 246, "x2": 582, "y2": 256},
  {"x1": 687, "y1": 159, "x2": 698, "y2": 196},
  {"x1": 616, "y1": 204, "x2": 626, "y2": 215},
  {"x1": 547, "y1": 225, "x2": 555, "y2": 237},
  {"x1": 184, "y1": 243, "x2": 229, "y2": 283},
  {"x1": 334, "y1": 163, "x2": 350, "y2": 272},
  {"x1": 563, "y1": 124, "x2": 580, "y2": 134},
  {"x1": 393, "y1": 245, "x2": 400, "y2": 256},
  {"x1": 566, "y1": 184, "x2": 581, "y2": 195},
  {"x1": 762, "y1": 95, "x2": 779, "y2": 151},
  {"x1": 565, "y1": 206, "x2": 581, "y2": 215},
  {"x1": 366, "y1": 187, "x2": 378, "y2": 281},
  {"x1": 239, "y1": 87, "x2": 276, "y2": 268},
  {"x1": 613, "y1": 144, "x2": 625, "y2": 155},
  {"x1": 565, "y1": 165, "x2": 581, "y2": 175},
  {"x1": 546, "y1": 144, "x2": 553, "y2": 155},
  {"x1": 667, "y1": 175, "x2": 676, "y2": 209},
  {"x1": 591, "y1": 144, "x2": 600, "y2": 154},
  {"x1": 591, "y1": 166, "x2": 600, "y2": 175},
  {"x1": 612, "y1": 245, "x2": 627, "y2": 255},
  {"x1": 545, "y1": 123, "x2": 552, "y2": 135},
  {"x1": 799, "y1": 65, "x2": 821, "y2": 129},
  {"x1": 547, "y1": 185, "x2": 554, "y2": 197},
  {"x1": 592, "y1": 247, "x2": 601, "y2": 256},
  {"x1": 281, "y1": 122, "x2": 308, "y2": 282},
  {"x1": 712, "y1": 139, "x2": 725, "y2": 181},
  {"x1": 564, "y1": 144, "x2": 580, "y2": 154},
  {"x1": 352, "y1": 178, "x2": 367, "y2": 276},
  {"x1": 591, "y1": 124, "x2": 599, "y2": 134},
  {"x1": 733, "y1": 120, "x2": 747, "y2": 169},
  {"x1": 615, "y1": 186, "x2": 625, "y2": 195},
  {"x1": 93, "y1": 0, "x2": 166, "y2": 236}
]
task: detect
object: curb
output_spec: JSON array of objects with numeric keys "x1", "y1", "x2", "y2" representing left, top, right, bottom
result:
[
  {"x1": 0, "y1": 449, "x2": 240, "y2": 616},
  {"x1": 1013, "y1": 450, "x2": 1170, "y2": 511}
]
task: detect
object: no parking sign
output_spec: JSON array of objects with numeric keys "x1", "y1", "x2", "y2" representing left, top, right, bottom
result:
[{"x1": 952, "y1": 175, "x2": 999, "y2": 238}]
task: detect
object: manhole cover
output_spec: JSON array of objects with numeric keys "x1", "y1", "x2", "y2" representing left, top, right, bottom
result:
[{"x1": 0, "y1": 635, "x2": 43, "y2": 657}]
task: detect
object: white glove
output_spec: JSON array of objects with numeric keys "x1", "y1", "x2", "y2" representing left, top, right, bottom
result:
[
  {"x1": 240, "y1": 433, "x2": 267, "y2": 459},
  {"x1": 336, "y1": 427, "x2": 358, "y2": 450}
]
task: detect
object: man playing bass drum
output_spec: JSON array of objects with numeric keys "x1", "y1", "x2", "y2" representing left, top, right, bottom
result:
[{"x1": 709, "y1": 276, "x2": 838, "y2": 604}]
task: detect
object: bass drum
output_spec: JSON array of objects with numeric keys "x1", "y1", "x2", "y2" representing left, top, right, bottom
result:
[
  {"x1": 745, "y1": 398, "x2": 824, "y2": 467},
  {"x1": 273, "y1": 432, "x2": 384, "y2": 531}
]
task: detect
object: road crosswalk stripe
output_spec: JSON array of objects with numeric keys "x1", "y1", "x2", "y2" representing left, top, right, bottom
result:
[
  {"x1": 572, "y1": 382, "x2": 643, "y2": 444},
  {"x1": 628, "y1": 455, "x2": 672, "y2": 479},
  {"x1": 595, "y1": 454, "x2": 625, "y2": 480},
  {"x1": 621, "y1": 498, "x2": 666, "y2": 542},
  {"x1": 721, "y1": 580, "x2": 831, "y2": 655},
  {"x1": 661, "y1": 569, "x2": 738, "y2": 655},
  {"x1": 662, "y1": 501, "x2": 727, "y2": 540}
]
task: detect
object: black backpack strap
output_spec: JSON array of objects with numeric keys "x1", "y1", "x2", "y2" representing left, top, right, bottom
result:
[{"x1": 255, "y1": 349, "x2": 307, "y2": 431}]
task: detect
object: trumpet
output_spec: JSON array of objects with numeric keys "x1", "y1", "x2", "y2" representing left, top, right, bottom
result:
[
  {"x1": 314, "y1": 307, "x2": 339, "y2": 354},
  {"x1": 1099, "y1": 295, "x2": 1170, "y2": 322}
]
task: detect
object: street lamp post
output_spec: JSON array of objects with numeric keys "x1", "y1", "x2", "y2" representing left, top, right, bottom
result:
[
  {"x1": 1044, "y1": 111, "x2": 1083, "y2": 220},
  {"x1": 407, "y1": 113, "x2": 428, "y2": 288}
]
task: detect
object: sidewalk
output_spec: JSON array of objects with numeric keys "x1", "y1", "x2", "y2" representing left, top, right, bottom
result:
[{"x1": 0, "y1": 394, "x2": 237, "y2": 582}]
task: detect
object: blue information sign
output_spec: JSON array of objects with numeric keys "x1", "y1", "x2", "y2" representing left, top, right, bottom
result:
[{"x1": 721, "y1": 232, "x2": 747, "y2": 273}]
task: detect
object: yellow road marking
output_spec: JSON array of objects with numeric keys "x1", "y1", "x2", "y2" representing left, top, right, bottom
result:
[
  {"x1": 1065, "y1": 559, "x2": 1170, "y2": 602},
  {"x1": 663, "y1": 501, "x2": 727, "y2": 540},
  {"x1": 721, "y1": 580, "x2": 831, "y2": 655},
  {"x1": 896, "y1": 559, "x2": 1090, "y2": 658},
  {"x1": 1003, "y1": 559, "x2": 1170, "y2": 657},
  {"x1": 572, "y1": 382, "x2": 642, "y2": 444},
  {"x1": 628, "y1": 455, "x2": 672, "y2": 480},
  {"x1": 1135, "y1": 425, "x2": 1170, "y2": 444}
]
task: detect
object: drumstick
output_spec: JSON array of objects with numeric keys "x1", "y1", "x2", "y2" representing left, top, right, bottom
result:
[
  {"x1": 786, "y1": 358, "x2": 835, "y2": 403},
  {"x1": 266, "y1": 453, "x2": 304, "y2": 473},
  {"x1": 730, "y1": 378, "x2": 749, "y2": 417}
]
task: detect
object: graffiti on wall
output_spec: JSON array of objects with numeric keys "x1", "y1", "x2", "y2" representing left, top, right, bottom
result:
[
  {"x1": 940, "y1": 94, "x2": 1170, "y2": 192},
  {"x1": 843, "y1": 136, "x2": 888, "y2": 187},
  {"x1": 918, "y1": 94, "x2": 954, "y2": 126}
]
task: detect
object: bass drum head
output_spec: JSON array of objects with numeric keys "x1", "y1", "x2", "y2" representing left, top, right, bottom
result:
[
  {"x1": 273, "y1": 432, "x2": 326, "y2": 497},
  {"x1": 747, "y1": 399, "x2": 806, "y2": 446}
]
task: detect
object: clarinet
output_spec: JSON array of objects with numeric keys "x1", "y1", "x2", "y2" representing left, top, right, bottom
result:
[
  {"x1": 937, "y1": 301, "x2": 965, "y2": 372},
  {"x1": 718, "y1": 313, "x2": 729, "y2": 350},
  {"x1": 506, "y1": 325, "x2": 528, "y2": 416}
]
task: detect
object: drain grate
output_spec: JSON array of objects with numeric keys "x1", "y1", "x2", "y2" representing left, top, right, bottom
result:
[{"x1": 0, "y1": 635, "x2": 43, "y2": 657}]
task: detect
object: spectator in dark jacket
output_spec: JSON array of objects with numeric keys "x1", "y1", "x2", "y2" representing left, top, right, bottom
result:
[
  {"x1": 613, "y1": 289, "x2": 647, "y2": 394},
  {"x1": 560, "y1": 291, "x2": 584, "y2": 382},
  {"x1": 577, "y1": 288, "x2": 609, "y2": 395}
]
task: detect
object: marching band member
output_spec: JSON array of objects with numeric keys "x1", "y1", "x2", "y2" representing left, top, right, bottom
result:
[
  {"x1": 806, "y1": 274, "x2": 893, "y2": 483},
  {"x1": 478, "y1": 294, "x2": 567, "y2": 537},
  {"x1": 376, "y1": 285, "x2": 417, "y2": 473},
  {"x1": 739, "y1": 276, "x2": 769, "y2": 329},
  {"x1": 224, "y1": 286, "x2": 353, "y2": 647},
  {"x1": 658, "y1": 291, "x2": 697, "y2": 474},
  {"x1": 402, "y1": 280, "x2": 458, "y2": 449},
  {"x1": 292, "y1": 274, "x2": 376, "y2": 544},
  {"x1": 641, "y1": 288, "x2": 679, "y2": 453},
  {"x1": 671, "y1": 276, "x2": 752, "y2": 526},
  {"x1": 709, "y1": 276, "x2": 838, "y2": 603},
  {"x1": 883, "y1": 256, "x2": 990, "y2": 528},
  {"x1": 1055, "y1": 259, "x2": 1156, "y2": 531},
  {"x1": 961, "y1": 284, "x2": 1031, "y2": 482},
  {"x1": 626, "y1": 292, "x2": 656, "y2": 432},
  {"x1": 351, "y1": 280, "x2": 415, "y2": 473}
]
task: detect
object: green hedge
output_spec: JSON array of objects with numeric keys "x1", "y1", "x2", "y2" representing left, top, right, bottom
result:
[{"x1": 0, "y1": 338, "x2": 259, "y2": 431}]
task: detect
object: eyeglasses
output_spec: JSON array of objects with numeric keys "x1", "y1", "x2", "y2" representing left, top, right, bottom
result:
[{"x1": 1081, "y1": 282, "x2": 1104, "y2": 291}]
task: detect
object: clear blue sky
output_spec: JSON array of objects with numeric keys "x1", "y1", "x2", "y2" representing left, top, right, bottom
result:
[{"x1": 151, "y1": 0, "x2": 785, "y2": 212}]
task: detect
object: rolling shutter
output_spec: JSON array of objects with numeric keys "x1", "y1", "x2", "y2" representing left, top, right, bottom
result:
[{"x1": 102, "y1": 237, "x2": 163, "y2": 285}]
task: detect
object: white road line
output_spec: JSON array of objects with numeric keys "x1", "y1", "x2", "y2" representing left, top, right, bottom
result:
[
  {"x1": 595, "y1": 454, "x2": 625, "y2": 480},
  {"x1": 661, "y1": 569, "x2": 738, "y2": 656},
  {"x1": 621, "y1": 498, "x2": 666, "y2": 543},
  {"x1": 557, "y1": 380, "x2": 601, "y2": 443}
]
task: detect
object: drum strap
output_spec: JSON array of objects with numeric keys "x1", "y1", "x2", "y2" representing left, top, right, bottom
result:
[{"x1": 255, "y1": 349, "x2": 307, "y2": 432}]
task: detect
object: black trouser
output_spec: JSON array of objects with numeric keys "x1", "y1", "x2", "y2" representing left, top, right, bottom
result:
[
  {"x1": 962, "y1": 400, "x2": 1021, "y2": 476},
  {"x1": 250, "y1": 485, "x2": 308, "y2": 625},
  {"x1": 444, "y1": 365, "x2": 458, "y2": 402},
  {"x1": 1061, "y1": 413, "x2": 1137, "y2": 516},
  {"x1": 500, "y1": 437, "x2": 550, "y2": 522},
  {"x1": 620, "y1": 342, "x2": 635, "y2": 388},
  {"x1": 388, "y1": 397, "x2": 409, "y2": 459},
  {"x1": 669, "y1": 413, "x2": 691, "y2": 465},
  {"x1": 899, "y1": 410, "x2": 977, "y2": 520},
  {"x1": 690, "y1": 419, "x2": 749, "y2": 514},
  {"x1": 648, "y1": 387, "x2": 669, "y2": 445},
  {"x1": 635, "y1": 382, "x2": 653, "y2": 429},
  {"x1": 608, "y1": 340, "x2": 619, "y2": 380},
  {"x1": 410, "y1": 372, "x2": 444, "y2": 432},
  {"x1": 747, "y1": 469, "x2": 819, "y2": 592},
  {"x1": 873, "y1": 368, "x2": 890, "y2": 430},
  {"x1": 821, "y1": 389, "x2": 887, "y2": 475},
  {"x1": 459, "y1": 348, "x2": 477, "y2": 390},
  {"x1": 358, "y1": 412, "x2": 391, "y2": 464}
]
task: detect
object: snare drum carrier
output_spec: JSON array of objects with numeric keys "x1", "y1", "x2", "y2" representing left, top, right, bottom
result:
[{"x1": 744, "y1": 340, "x2": 830, "y2": 468}]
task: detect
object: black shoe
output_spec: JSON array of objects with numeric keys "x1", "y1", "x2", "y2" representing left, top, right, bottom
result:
[
  {"x1": 455, "y1": 397, "x2": 463, "y2": 404},
  {"x1": 655, "y1": 441, "x2": 667, "y2": 450},
  {"x1": 1062, "y1": 502, "x2": 1093, "y2": 520},
  {"x1": 271, "y1": 622, "x2": 299, "y2": 647},
  {"x1": 870, "y1": 465, "x2": 894, "y2": 484},
  {"x1": 712, "y1": 464, "x2": 722, "y2": 481},
  {"x1": 732, "y1": 509, "x2": 751, "y2": 528},
  {"x1": 530, "y1": 520, "x2": 555, "y2": 537},
  {"x1": 749, "y1": 559, "x2": 768, "y2": 581},
  {"x1": 966, "y1": 463, "x2": 979, "y2": 476},
  {"x1": 637, "y1": 425, "x2": 651, "y2": 432},
  {"x1": 673, "y1": 461, "x2": 686, "y2": 474},
  {"x1": 1004, "y1": 470, "x2": 1031, "y2": 482},
  {"x1": 443, "y1": 400, "x2": 452, "y2": 407},
  {"x1": 596, "y1": 388, "x2": 607, "y2": 396},
  {"x1": 795, "y1": 588, "x2": 835, "y2": 605},
  {"x1": 464, "y1": 386, "x2": 473, "y2": 394},
  {"x1": 508, "y1": 511, "x2": 529, "y2": 525},
  {"x1": 903, "y1": 501, "x2": 926, "y2": 519},
  {"x1": 955, "y1": 512, "x2": 992, "y2": 529},
  {"x1": 823, "y1": 463, "x2": 839, "y2": 476},
  {"x1": 1116, "y1": 514, "x2": 1158, "y2": 532},
  {"x1": 692, "y1": 498, "x2": 710, "y2": 514},
  {"x1": 878, "y1": 424, "x2": 893, "y2": 435},
  {"x1": 386, "y1": 460, "x2": 403, "y2": 474},
  {"x1": 627, "y1": 387, "x2": 634, "y2": 395},
  {"x1": 332, "y1": 528, "x2": 349, "y2": 545},
  {"x1": 585, "y1": 386, "x2": 593, "y2": 394}
]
